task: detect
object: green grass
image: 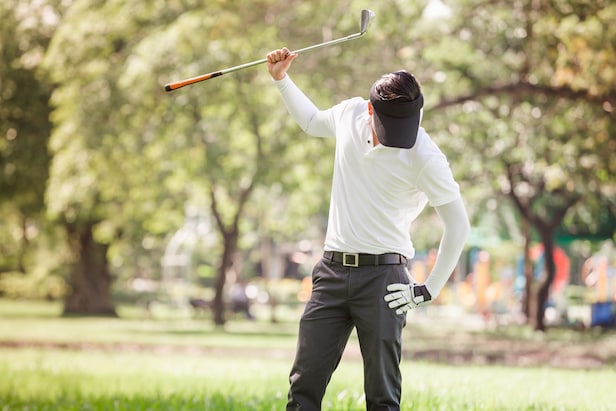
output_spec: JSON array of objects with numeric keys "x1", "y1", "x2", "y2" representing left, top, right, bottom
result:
[
  {"x1": 1, "y1": 299, "x2": 615, "y2": 410},
  {"x1": 0, "y1": 348, "x2": 289, "y2": 410},
  {"x1": 0, "y1": 299, "x2": 299, "y2": 350},
  {"x1": 1, "y1": 348, "x2": 615, "y2": 410}
]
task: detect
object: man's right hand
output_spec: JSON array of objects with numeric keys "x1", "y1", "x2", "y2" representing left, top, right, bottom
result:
[{"x1": 266, "y1": 47, "x2": 298, "y2": 80}]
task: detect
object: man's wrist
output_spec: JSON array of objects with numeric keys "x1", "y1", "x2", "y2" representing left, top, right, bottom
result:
[
  {"x1": 412, "y1": 284, "x2": 432, "y2": 303},
  {"x1": 424, "y1": 275, "x2": 444, "y2": 300},
  {"x1": 271, "y1": 73, "x2": 287, "y2": 81}
]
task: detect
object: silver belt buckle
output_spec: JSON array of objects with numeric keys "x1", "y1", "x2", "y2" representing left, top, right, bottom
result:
[{"x1": 342, "y1": 253, "x2": 359, "y2": 267}]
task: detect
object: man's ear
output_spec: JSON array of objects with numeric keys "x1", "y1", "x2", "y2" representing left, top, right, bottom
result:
[{"x1": 367, "y1": 101, "x2": 373, "y2": 115}]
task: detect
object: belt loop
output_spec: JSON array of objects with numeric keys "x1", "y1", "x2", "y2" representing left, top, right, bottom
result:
[{"x1": 374, "y1": 255, "x2": 379, "y2": 266}]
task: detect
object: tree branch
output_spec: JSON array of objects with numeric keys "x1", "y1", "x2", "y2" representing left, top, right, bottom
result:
[
  {"x1": 547, "y1": 192, "x2": 581, "y2": 231},
  {"x1": 209, "y1": 183, "x2": 225, "y2": 235},
  {"x1": 432, "y1": 81, "x2": 615, "y2": 111}
]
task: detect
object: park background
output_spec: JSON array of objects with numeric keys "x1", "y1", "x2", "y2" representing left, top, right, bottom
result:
[{"x1": 1, "y1": 0, "x2": 615, "y2": 410}]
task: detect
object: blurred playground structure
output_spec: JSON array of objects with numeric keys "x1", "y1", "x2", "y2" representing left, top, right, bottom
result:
[{"x1": 423, "y1": 240, "x2": 615, "y2": 328}]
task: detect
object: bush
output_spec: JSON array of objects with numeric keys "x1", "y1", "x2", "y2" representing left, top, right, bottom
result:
[{"x1": 0, "y1": 270, "x2": 66, "y2": 300}]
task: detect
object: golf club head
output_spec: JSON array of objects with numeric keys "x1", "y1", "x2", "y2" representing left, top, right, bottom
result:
[{"x1": 360, "y1": 9, "x2": 375, "y2": 35}]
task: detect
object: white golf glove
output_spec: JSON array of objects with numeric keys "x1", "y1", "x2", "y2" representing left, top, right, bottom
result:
[{"x1": 384, "y1": 283, "x2": 433, "y2": 314}]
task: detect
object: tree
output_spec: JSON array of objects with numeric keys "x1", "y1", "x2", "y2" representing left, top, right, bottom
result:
[
  {"x1": 39, "y1": 0, "x2": 614, "y2": 328},
  {"x1": 127, "y1": 1, "x2": 363, "y2": 325},
  {"x1": 0, "y1": 1, "x2": 62, "y2": 273},
  {"x1": 41, "y1": 0, "x2": 186, "y2": 315},
  {"x1": 42, "y1": 0, "x2": 347, "y2": 320},
  {"x1": 417, "y1": 0, "x2": 615, "y2": 330}
]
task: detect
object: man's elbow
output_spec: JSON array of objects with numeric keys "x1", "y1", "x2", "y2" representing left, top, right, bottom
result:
[
  {"x1": 450, "y1": 207, "x2": 471, "y2": 245},
  {"x1": 460, "y1": 216, "x2": 471, "y2": 243},
  {"x1": 437, "y1": 198, "x2": 472, "y2": 244}
]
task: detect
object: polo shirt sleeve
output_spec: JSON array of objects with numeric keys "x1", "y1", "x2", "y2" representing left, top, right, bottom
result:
[{"x1": 415, "y1": 153, "x2": 461, "y2": 207}]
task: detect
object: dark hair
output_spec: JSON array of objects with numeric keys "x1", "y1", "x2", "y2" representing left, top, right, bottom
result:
[{"x1": 372, "y1": 70, "x2": 421, "y2": 102}]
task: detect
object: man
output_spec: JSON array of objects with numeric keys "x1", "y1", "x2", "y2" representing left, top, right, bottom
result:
[{"x1": 266, "y1": 47, "x2": 470, "y2": 411}]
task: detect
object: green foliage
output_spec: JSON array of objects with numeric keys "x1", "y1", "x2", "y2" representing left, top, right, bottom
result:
[
  {"x1": 0, "y1": 1, "x2": 55, "y2": 215},
  {"x1": 0, "y1": 1, "x2": 65, "y2": 273},
  {"x1": 2, "y1": 0, "x2": 614, "y2": 316},
  {"x1": 418, "y1": 0, "x2": 615, "y2": 240},
  {"x1": 0, "y1": 271, "x2": 66, "y2": 300}
]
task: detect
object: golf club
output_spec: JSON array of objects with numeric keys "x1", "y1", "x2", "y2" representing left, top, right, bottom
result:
[{"x1": 164, "y1": 9, "x2": 375, "y2": 92}]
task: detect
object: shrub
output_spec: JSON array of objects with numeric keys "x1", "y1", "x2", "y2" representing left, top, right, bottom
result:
[{"x1": 0, "y1": 270, "x2": 66, "y2": 300}]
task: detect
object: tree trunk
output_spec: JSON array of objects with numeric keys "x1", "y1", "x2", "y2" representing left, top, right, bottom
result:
[
  {"x1": 533, "y1": 232, "x2": 557, "y2": 332},
  {"x1": 212, "y1": 230, "x2": 238, "y2": 326},
  {"x1": 503, "y1": 163, "x2": 579, "y2": 331},
  {"x1": 522, "y1": 220, "x2": 533, "y2": 320},
  {"x1": 17, "y1": 215, "x2": 28, "y2": 273},
  {"x1": 63, "y1": 221, "x2": 117, "y2": 317}
]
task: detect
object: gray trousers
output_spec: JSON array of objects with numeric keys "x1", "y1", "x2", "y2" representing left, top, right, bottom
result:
[{"x1": 286, "y1": 257, "x2": 409, "y2": 411}]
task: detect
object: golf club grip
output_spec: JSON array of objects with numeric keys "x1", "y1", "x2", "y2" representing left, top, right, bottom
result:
[{"x1": 164, "y1": 71, "x2": 223, "y2": 92}]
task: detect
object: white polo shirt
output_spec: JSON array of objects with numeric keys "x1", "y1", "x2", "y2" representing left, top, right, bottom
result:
[{"x1": 275, "y1": 76, "x2": 461, "y2": 259}]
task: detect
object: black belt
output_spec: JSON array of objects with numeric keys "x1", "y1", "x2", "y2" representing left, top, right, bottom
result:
[{"x1": 323, "y1": 251, "x2": 407, "y2": 267}]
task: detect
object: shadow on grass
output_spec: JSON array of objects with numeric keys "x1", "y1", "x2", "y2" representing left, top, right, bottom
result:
[{"x1": 126, "y1": 318, "x2": 299, "y2": 339}]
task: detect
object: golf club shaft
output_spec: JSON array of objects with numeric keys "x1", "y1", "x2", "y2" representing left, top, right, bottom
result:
[{"x1": 164, "y1": 29, "x2": 367, "y2": 92}]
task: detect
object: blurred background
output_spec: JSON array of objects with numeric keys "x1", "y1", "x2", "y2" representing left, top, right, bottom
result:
[{"x1": 1, "y1": 0, "x2": 614, "y2": 335}]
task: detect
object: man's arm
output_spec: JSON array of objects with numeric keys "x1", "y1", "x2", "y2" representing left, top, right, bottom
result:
[
  {"x1": 266, "y1": 48, "x2": 334, "y2": 137},
  {"x1": 384, "y1": 197, "x2": 470, "y2": 313},
  {"x1": 424, "y1": 197, "x2": 471, "y2": 296}
]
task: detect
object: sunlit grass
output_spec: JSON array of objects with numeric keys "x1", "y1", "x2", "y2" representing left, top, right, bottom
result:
[
  {"x1": 0, "y1": 298, "x2": 300, "y2": 350},
  {"x1": 1, "y1": 299, "x2": 616, "y2": 410},
  {"x1": 1, "y1": 348, "x2": 615, "y2": 410}
]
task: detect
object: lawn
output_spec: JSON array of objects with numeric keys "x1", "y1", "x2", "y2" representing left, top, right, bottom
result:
[{"x1": 1, "y1": 299, "x2": 615, "y2": 410}]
